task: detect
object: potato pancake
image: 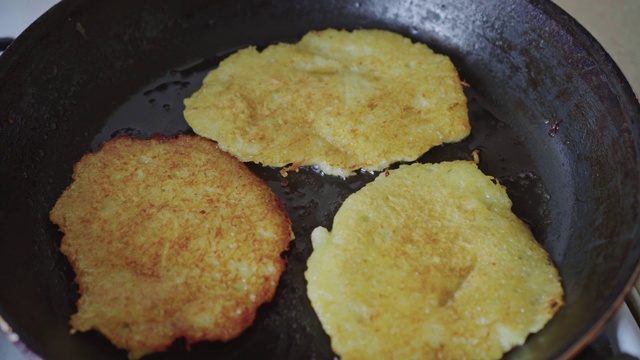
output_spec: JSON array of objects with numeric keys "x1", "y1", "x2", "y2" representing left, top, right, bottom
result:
[
  {"x1": 183, "y1": 29, "x2": 470, "y2": 177},
  {"x1": 50, "y1": 135, "x2": 293, "y2": 359},
  {"x1": 306, "y1": 161, "x2": 563, "y2": 359}
]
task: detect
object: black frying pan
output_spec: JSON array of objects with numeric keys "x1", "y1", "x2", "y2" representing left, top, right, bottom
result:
[{"x1": 1, "y1": 0, "x2": 639, "y2": 359}]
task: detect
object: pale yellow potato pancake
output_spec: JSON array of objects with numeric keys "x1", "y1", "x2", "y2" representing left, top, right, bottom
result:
[
  {"x1": 50, "y1": 135, "x2": 293, "y2": 359},
  {"x1": 184, "y1": 29, "x2": 470, "y2": 177},
  {"x1": 306, "y1": 161, "x2": 563, "y2": 360}
]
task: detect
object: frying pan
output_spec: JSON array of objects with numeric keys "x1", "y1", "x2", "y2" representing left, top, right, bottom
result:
[{"x1": 1, "y1": 0, "x2": 639, "y2": 359}]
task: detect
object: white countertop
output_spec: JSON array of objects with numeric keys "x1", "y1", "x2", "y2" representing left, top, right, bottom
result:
[
  {"x1": 0, "y1": 0, "x2": 58, "y2": 39},
  {"x1": 554, "y1": 0, "x2": 640, "y2": 94},
  {"x1": 1, "y1": 1, "x2": 639, "y2": 359}
]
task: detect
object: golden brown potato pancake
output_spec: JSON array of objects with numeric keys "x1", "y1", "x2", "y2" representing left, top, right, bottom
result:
[
  {"x1": 184, "y1": 29, "x2": 470, "y2": 177},
  {"x1": 306, "y1": 161, "x2": 563, "y2": 360},
  {"x1": 50, "y1": 135, "x2": 293, "y2": 359}
]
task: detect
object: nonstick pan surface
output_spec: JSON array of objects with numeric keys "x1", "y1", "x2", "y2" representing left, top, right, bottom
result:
[{"x1": 1, "y1": 0, "x2": 640, "y2": 359}]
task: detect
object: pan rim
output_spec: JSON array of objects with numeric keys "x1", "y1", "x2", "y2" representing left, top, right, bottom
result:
[{"x1": 535, "y1": 0, "x2": 640, "y2": 358}]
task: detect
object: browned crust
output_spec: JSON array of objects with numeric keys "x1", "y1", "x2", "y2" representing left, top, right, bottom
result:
[{"x1": 50, "y1": 135, "x2": 293, "y2": 359}]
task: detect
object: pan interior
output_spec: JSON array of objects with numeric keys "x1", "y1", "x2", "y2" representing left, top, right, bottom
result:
[{"x1": 0, "y1": 0, "x2": 639, "y2": 359}]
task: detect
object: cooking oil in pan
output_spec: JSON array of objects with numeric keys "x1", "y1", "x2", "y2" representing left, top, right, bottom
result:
[{"x1": 88, "y1": 58, "x2": 551, "y2": 358}]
